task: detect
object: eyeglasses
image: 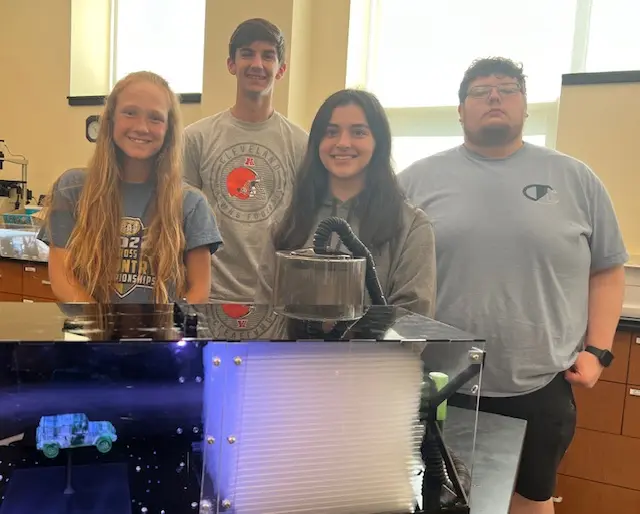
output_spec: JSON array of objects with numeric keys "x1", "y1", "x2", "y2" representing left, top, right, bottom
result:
[{"x1": 466, "y1": 83, "x2": 522, "y2": 99}]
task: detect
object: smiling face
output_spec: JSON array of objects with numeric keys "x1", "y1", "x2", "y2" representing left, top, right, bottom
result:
[
  {"x1": 319, "y1": 103, "x2": 375, "y2": 183},
  {"x1": 112, "y1": 81, "x2": 169, "y2": 162},
  {"x1": 458, "y1": 74, "x2": 527, "y2": 147},
  {"x1": 227, "y1": 41, "x2": 286, "y2": 97}
]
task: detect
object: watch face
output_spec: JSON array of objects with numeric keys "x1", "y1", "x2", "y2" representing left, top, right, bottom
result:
[
  {"x1": 601, "y1": 350, "x2": 614, "y2": 367},
  {"x1": 587, "y1": 346, "x2": 614, "y2": 367}
]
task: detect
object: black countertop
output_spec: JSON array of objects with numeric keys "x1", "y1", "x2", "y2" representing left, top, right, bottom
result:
[
  {"x1": 447, "y1": 407, "x2": 525, "y2": 514},
  {"x1": 617, "y1": 316, "x2": 640, "y2": 331},
  {"x1": 1, "y1": 298, "x2": 637, "y2": 341},
  {"x1": 0, "y1": 302, "x2": 487, "y2": 344}
]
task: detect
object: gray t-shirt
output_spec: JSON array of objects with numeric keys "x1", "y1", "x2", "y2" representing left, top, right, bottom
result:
[
  {"x1": 183, "y1": 109, "x2": 308, "y2": 302},
  {"x1": 38, "y1": 168, "x2": 223, "y2": 303},
  {"x1": 398, "y1": 143, "x2": 628, "y2": 396}
]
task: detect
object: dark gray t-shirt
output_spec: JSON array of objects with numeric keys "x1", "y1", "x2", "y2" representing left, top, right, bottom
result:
[
  {"x1": 398, "y1": 143, "x2": 628, "y2": 396},
  {"x1": 38, "y1": 168, "x2": 223, "y2": 303}
]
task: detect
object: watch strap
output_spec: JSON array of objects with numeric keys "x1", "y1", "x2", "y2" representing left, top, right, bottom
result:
[{"x1": 584, "y1": 345, "x2": 614, "y2": 367}]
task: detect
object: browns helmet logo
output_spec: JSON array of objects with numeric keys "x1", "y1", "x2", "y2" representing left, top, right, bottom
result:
[
  {"x1": 211, "y1": 142, "x2": 287, "y2": 224},
  {"x1": 226, "y1": 167, "x2": 259, "y2": 200},
  {"x1": 209, "y1": 303, "x2": 280, "y2": 338},
  {"x1": 221, "y1": 303, "x2": 253, "y2": 318}
]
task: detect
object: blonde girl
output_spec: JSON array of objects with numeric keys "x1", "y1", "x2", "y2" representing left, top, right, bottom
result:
[{"x1": 40, "y1": 71, "x2": 221, "y2": 303}]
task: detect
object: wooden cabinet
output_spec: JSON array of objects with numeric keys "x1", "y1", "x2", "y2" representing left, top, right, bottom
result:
[
  {"x1": 0, "y1": 260, "x2": 22, "y2": 295},
  {"x1": 573, "y1": 379, "x2": 625, "y2": 435},
  {"x1": 22, "y1": 263, "x2": 55, "y2": 300},
  {"x1": 0, "y1": 259, "x2": 52, "y2": 302},
  {"x1": 628, "y1": 336, "x2": 640, "y2": 385},
  {"x1": 555, "y1": 327, "x2": 640, "y2": 513},
  {"x1": 555, "y1": 474, "x2": 640, "y2": 514},
  {"x1": 559, "y1": 428, "x2": 640, "y2": 490},
  {"x1": 0, "y1": 291, "x2": 22, "y2": 301},
  {"x1": 622, "y1": 385, "x2": 640, "y2": 438},
  {"x1": 602, "y1": 331, "x2": 631, "y2": 383},
  {"x1": 22, "y1": 295, "x2": 56, "y2": 303}
]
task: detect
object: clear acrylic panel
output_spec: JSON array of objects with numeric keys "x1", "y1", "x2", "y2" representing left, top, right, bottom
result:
[
  {"x1": 0, "y1": 303, "x2": 484, "y2": 514},
  {"x1": 199, "y1": 308, "x2": 485, "y2": 514},
  {"x1": 272, "y1": 250, "x2": 368, "y2": 321}
]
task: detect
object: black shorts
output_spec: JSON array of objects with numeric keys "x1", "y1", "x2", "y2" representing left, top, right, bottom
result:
[{"x1": 450, "y1": 373, "x2": 577, "y2": 502}]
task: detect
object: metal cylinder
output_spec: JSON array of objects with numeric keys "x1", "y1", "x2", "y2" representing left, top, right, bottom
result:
[{"x1": 272, "y1": 248, "x2": 366, "y2": 321}]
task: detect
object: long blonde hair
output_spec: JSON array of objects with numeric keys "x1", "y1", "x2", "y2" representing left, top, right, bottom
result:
[{"x1": 46, "y1": 71, "x2": 186, "y2": 303}]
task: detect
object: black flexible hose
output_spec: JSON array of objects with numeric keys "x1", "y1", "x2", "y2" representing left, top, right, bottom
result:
[
  {"x1": 422, "y1": 429, "x2": 447, "y2": 482},
  {"x1": 312, "y1": 217, "x2": 387, "y2": 306},
  {"x1": 420, "y1": 374, "x2": 472, "y2": 512},
  {"x1": 311, "y1": 217, "x2": 470, "y2": 511}
]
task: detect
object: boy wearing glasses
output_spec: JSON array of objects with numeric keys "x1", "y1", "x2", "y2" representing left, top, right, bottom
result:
[{"x1": 398, "y1": 57, "x2": 627, "y2": 514}]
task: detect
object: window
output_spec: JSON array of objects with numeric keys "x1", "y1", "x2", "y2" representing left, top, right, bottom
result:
[
  {"x1": 392, "y1": 137, "x2": 463, "y2": 172},
  {"x1": 69, "y1": 0, "x2": 207, "y2": 98},
  {"x1": 348, "y1": 0, "x2": 640, "y2": 155},
  {"x1": 392, "y1": 135, "x2": 547, "y2": 173},
  {"x1": 113, "y1": 0, "x2": 207, "y2": 94},
  {"x1": 367, "y1": 0, "x2": 577, "y2": 108},
  {"x1": 586, "y1": 0, "x2": 640, "y2": 72}
]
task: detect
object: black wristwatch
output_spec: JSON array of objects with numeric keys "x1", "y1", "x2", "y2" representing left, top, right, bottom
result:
[{"x1": 584, "y1": 345, "x2": 615, "y2": 368}]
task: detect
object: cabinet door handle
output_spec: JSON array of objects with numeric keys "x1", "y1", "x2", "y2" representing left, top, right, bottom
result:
[
  {"x1": 630, "y1": 388, "x2": 640, "y2": 397},
  {"x1": 24, "y1": 266, "x2": 36, "y2": 273},
  {"x1": 22, "y1": 299, "x2": 34, "y2": 303},
  {"x1": 552, "y1": 496, "x2": 563, "y2": 503},
  {"x1": 41, "y1": 280, "x2": 51, "y2": 286}
]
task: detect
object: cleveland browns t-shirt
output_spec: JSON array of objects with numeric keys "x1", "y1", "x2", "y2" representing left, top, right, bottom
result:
[{"x1": 183, "y1": 110, "x2": 308, "y2": 302}]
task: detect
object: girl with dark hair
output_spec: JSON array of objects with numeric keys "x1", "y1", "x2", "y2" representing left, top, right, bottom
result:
[{"x1": 255, "y1": 89, "x2": 436, "y2": 316}]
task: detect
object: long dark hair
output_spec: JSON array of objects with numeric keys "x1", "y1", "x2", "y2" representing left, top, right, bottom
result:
[{"x1": 273, "y1": 89, "x2": 405, "y2": 252}]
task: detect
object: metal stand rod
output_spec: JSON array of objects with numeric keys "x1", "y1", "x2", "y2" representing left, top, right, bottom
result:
[{"x1": 64, "y1": 451, "x2": 75, "y2": 495}]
